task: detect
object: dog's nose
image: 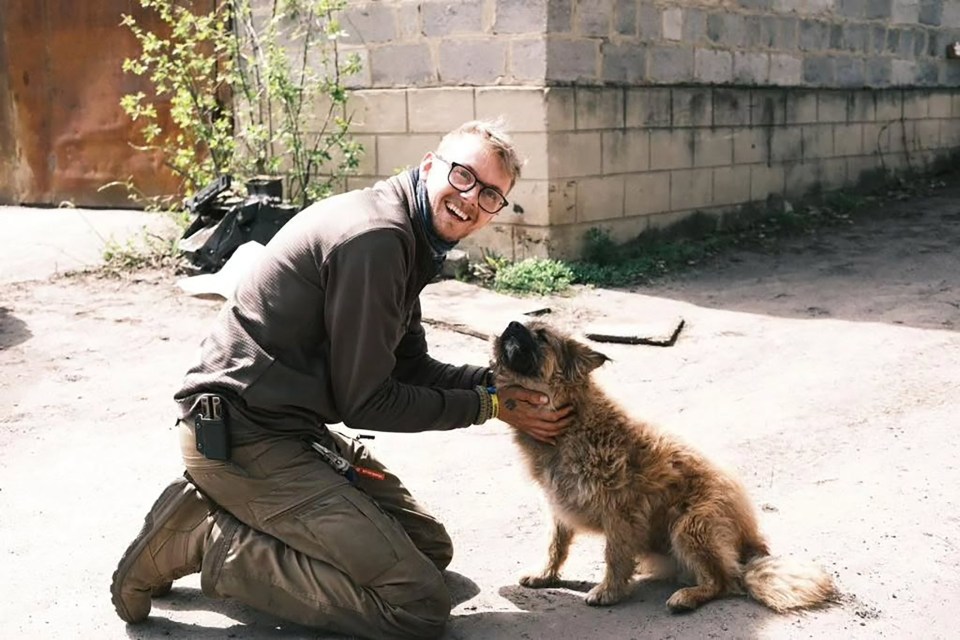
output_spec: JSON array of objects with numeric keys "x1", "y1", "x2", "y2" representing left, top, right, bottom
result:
[{"x1": 507, "y1": 321, "x2": 524, "y2": 331}]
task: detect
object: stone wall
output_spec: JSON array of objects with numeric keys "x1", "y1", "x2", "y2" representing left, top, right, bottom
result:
[{"x1": 290, "y1": 0, "x2": 960, "y2": 259}]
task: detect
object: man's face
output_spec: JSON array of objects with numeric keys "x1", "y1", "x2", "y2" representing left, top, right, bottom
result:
[{"x1": 420, "y1": 134, "x2": 513, "y2": 243}]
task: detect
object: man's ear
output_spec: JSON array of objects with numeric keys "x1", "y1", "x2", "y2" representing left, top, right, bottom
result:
[{"x1": 419, "y1": 152, "x2": 435, "y2": 176}]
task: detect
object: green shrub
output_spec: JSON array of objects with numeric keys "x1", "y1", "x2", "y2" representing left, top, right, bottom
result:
[{"x1": 493, "y1": 258, "x2": 575, "y2": 296}]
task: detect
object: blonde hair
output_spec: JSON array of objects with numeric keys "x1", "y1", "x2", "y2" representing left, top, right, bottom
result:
[{"x1": 438, "y1": 119, "x2": 524, "y2": 188}]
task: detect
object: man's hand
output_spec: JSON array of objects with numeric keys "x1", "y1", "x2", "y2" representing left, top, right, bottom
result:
[{"x1": 496, "y1": 385, "x2": 574, "y2": 444}]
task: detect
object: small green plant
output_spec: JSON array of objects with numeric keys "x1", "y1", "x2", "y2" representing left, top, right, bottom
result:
[
  {"x1": 91, "y1": 231, "x2": 185, "y2": 278},
  {"x1": 493, "y1": 258, "x2": 575, "y2": 296},
  {"x1": 120, "y1": 0, "x2": 362, "y2": 207}
]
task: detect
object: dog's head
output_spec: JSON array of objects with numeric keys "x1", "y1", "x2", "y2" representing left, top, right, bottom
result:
[{"x1": 493, "y1": 320, "x2": 609, "y2": 389}]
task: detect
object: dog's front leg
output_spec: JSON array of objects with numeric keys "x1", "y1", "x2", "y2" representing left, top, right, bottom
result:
[
  {"x1": 520, "y1": 517, "x2": 573, "y2": 588},
  {"x1": 585, "y1": 524, "x2": 638, "y2": 606}
]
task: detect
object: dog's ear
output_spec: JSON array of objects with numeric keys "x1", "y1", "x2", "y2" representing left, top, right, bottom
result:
[{"x1": 561, "y1": 340, "x2": 610, "y2": 380}]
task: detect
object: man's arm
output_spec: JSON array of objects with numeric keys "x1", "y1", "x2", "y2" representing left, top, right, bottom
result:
[
  {"x1": 324, "y1": 232, "x2": 480, "y2": 432},
  {"x1": 391, "y1": 300, "x2": 490, "y2": 390}
]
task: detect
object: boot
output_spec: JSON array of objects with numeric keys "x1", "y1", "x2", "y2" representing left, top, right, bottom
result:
[{"x1": 111, "y1": 474, "x2": 214, "y2": 623}]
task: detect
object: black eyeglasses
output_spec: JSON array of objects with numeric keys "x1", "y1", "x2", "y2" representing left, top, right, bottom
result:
[{"x1": 434, "y1": 155, "x2": 509, "y2": 214}]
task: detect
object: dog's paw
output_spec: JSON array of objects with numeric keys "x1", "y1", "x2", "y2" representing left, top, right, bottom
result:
[
  {"x1": 665, "y1": 588, "x2": 703, "y2": 613},
  {"x1": 519, "y1": 573, "x2": 559, "y2": 588},
  {"x1": 585, "y1": 584, "x2": 625, "y2": 606}
]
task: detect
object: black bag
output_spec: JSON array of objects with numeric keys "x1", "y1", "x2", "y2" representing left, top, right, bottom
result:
[{"x1": 179, "y1": 176, "x2": 300, "y2": 273}]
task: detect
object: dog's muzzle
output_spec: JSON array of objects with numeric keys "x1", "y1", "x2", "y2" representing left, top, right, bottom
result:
[{"x1": 498, "y1": 321, "x2": 541, "y2": 377}]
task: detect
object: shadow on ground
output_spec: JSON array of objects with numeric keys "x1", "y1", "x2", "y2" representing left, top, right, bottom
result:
[
  {"x1": 638, "y1": 187, "x2": 960, "y2": 333},
  {"x1": 447, "y1": 581, "x2": 771, "y2": 639},
  {"x1": 0, "y1": 306, "x2": 32, "y2": 350}
]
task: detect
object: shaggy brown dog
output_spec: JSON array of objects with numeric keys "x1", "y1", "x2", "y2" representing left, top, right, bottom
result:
[{"x1": 493, "y1": 320, "x2": 837, "y2": 613}]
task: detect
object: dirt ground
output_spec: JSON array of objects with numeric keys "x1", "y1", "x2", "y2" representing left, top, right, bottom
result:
[{"x1": 2, "y1": 183, "x2": 960, "y2": 639}]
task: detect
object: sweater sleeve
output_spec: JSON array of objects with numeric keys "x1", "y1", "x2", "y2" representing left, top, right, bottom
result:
[
  {"x1": 324, "y1": 231, "x2": 480, "y2": 432},
  {"x1": 392, "y1": 300, "x2": 490, "y2": 389}
]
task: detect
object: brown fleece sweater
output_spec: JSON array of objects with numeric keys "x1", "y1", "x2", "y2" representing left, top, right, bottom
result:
[{"x1": 174, "y1": 170, "x2": 486, "y2": 437}]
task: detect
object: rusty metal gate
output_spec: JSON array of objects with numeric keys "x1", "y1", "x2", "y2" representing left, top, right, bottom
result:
[{"x1": 0, "y1": 1, "x2": 213, "y2": 207}]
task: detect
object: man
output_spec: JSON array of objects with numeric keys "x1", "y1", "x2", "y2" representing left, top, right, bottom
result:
[{"x1": 110, "y1": 120, "x2": 573, "y2": 639}]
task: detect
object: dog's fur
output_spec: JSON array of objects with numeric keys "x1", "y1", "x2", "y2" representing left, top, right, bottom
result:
[{"x1": 493, "y1": 320, "x2": 837, "y2": 612}]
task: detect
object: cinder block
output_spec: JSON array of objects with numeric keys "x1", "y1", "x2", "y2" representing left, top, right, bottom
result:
[
  {"x1": 548, "y1": 179, "x2": 578, "y2": 225},
  {"x1": 377, "y1": 133, "x2": 441, "y2": 175},
  {"x1": 694, "y1": 48, "x2": 733, "y2": 85},
  {"x1": 875, "y1": 91, "x2": 903, "y2": 121},
  {"x1": 548, "y1": 131, "x2": 603, "y2": 178},
  {"x1": 819, "y1": 92, "x2": 850, "y2": 123},
  {"x1": 624, "y1": 172, "x2": 671, "y2": 216},
  {"x1": 928, "y1": 91, "x2": 951, "y2": 118},
  {"x1": 670, "y1": 168, "x2": 713, "y2": 211},
  {"x1": 888, "y1": 48, "x2": 917, "y2": 83},
  {"x1": 370, "y1": 44, "x2": 436, "y2": 87},
  {"x1": 615, "y1": 0, "x2": 638, "y2": 35},
  {"x1": 734, "y1": 52, "x2": 769, "y2": 85},
  {"x1": 776, "y1": 17, "x2": 798, "y2": 50},
  {"x1": 914, "y1": 119, "x2": 941, "y2": 148},
  {"x1": 684, "y1": 9, "x2": 707, "y2": 43},
  {"x1": 954, "y1": 92, "x2": 960, "y2": 117},
  {"x1": 510, "y1": 38, "x2": 547, "y2": 83},
  {"x1": 803, "y1": 56, "x2": 835, "y2": 85},
  {"x1": 341, "y1": 4, "x2": 398, "y2": 45},
  {"x1": 673, "y1": 88, "x2": 713, "y2": 127},
  {"x1": 648, "y1": 46, "x2": 695, "y2": 83},
  {"x1": 903, "y1": 91, "x2": 930, "y2": 119},
  {"x1": 834, "y1": 124, "x2": 865, "y2": 156},
  {"x1": 802, "y1": 124, "x2": 835, "y2": 159},
  {"x1": 835, "y1": 57, "x2": 866, "y2": 88},
  {"x1": 707, "y1": 13, "x2": 744, "y2": 47},
  {"x1": 782, "y1": 161, "x2": 819, "y2": 198},
  {"x1": 501, "y1": 179, "x2": 550, "y2": 226},
  {"x1": 713, "y1": 166, "x2": 751, "y2": 206},
  {"x1": 626, "y1": 88, "x2": 672, "y2": 128},
  {"x1": 397, "y1": 1, "x2": 421, "y2": 40},
  {"x1": 799, "y1": 19, "x2": 830, "y2": 52},
  {"x1": 862, "y1": 122, "x2": 892, "y2": 155},
  {"x1": 785, "y1": 90, "x2": 819, "y2": 124},
  {"x1": 820, "y1": 158, "x2": 849, "y2": 190},
  {"x1": 919, "y1": 0, "x2": 943, "y2": 25},
  {"x1": 869, "y1": 26, "x2": 888, "y2": 55},
  {"x1": 771, "y1": 127, "x2": 803, "y2": 162},
  {"x1": 663, "y1": 7, "x2": 683, "y2": 41},
  {"x1": 866, "y1": 0, "x2": 894, "y2": 19},
  {"x1": 477, "y1": 88, "x2": 548, "y2": 133},
  {"x1": 439, "y1": 40, "x2": 508, "y2": 84},
  {"x1": 694, "y1": 128, "x2": 734, "y2": 167},
  {"x1": 547, "y1": 38, "x2": 600, "y2": 82},
  {"x1": 713, "y1": 90, "x2": 751, "y2": 126},
  {"x1": 649, "y1": 129, "x2": 695, "y2": 170},
  {"x1": 601, "y1": 41, "x2": 647, "y2": 84},
  {"x1": 546, "y1": 87, "x2": 577, "y2": 131},
  {"x1": 602, "y1": 130, "x2": 650, "y2": 174},
  {"x1": 940, "y1": 118, "x2": 960, "y2": 146},
  {"x1": 733, "y1": 127, "x2": 769, "y2": 165},
  {"x1": 576, "y1": 176, "x2": 626, "y2": 222},
  {"x1": 577, "y1": 0, "x2": 614, "y2": 37},
  {"x1": 576, "y1": 87, "x2": 625, "y2": 130},
  {"x1": 841, "y1": 24, "x2": 871, "y2": 53},
  {"x1": 750, "y1": 163, "x2": 785, "y2": 201},
  {"x1": 421, "y1": 1, "x2": 485, "y2": 37},
  {"x1": 511, "y1": 133, "x2": 549, "y2": 180},
  {"x1": 750, "y1": 89, "x2": 787, "y2": 127},
  {"x1": 593, "y1": 217, "x2": 655, "y2": 246},
  {"x1": 866, "y1": 58, "x2": 892, "y2": 87},
  {"x1": 495, "y1": 0, "x2": 548, "y2": 34},
  {"x1": 847, "y1": 91, "x2": 876, "y2": 122},
  {"x1": 638, "y1": 3, "x2": 661, "y2": 40},
  {"x1": 408, "y1": 89, "x2": 476, "y2": 133},
  {"x1": 770, "y1": 54, "x2": 803, "y2": 86},
  {"x1": 349, "y1": 90, "x2": 409, "y2": 134}
]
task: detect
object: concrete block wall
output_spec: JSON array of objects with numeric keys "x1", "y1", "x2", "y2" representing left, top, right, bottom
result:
[{"x1": 277, "y1": 0, "x2": 960, "y2": 259}]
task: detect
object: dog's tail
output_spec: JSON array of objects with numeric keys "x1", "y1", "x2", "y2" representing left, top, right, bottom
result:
[{"x1": 742, "y1": 555, "x2": 837, "y2": 612}]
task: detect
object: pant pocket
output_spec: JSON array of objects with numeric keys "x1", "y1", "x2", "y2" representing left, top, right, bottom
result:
[{"x1": 284, "y1": 489, "x2": 404, "y2": 587}]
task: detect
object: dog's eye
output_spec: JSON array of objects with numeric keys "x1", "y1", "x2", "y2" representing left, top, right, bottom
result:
[{"x1": 535, "y1": 329, "x2": 548, "y2": 342}]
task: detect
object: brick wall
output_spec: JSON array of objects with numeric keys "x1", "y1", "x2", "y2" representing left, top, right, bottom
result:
[{"x1": 276, "y1": 0, "x2": 960, "y2": 259}]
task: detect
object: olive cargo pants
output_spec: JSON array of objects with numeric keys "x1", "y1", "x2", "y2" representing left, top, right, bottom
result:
[{"x1": 179, "y1": 420, "x2": 453, "y2": 639}]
